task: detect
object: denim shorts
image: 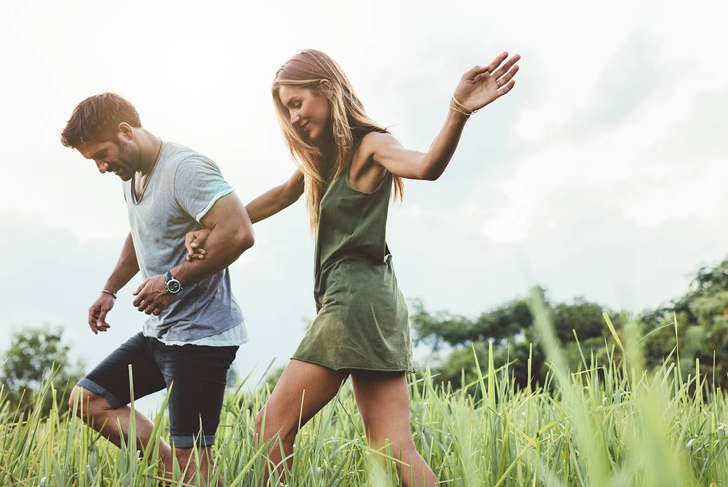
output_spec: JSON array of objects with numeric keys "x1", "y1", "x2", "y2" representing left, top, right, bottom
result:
[{"x1": 77, "y1": 332, "x2": 238, "y2": 448}]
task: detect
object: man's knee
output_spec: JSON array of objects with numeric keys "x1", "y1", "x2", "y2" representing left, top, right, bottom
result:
[
  {"x1": 68, "y1": 385, "x2": 85, "y2": 416},
  {"x1": 68, "y1": 386, "x2": 113, "y2": 420}
]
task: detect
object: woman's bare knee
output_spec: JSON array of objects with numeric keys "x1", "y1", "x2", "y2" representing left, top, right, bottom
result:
[
  {"x1": 368, "y1": 434, "x2": 416, "y2": 456},
  {"x1": 254, "y1": 408, "x2": 266, "y2": 436},
  {"x1": 255, "y1": 406, "x2": 295, "y2": 446}
]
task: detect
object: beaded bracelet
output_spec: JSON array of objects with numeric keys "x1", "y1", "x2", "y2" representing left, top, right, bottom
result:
[{"x1": 101, "y1": 289, "x2": 117, "y2": 299}]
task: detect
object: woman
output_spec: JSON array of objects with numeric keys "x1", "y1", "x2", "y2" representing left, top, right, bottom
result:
[{"x1": 187, "y1": 49, "x2": 520, "y2": 486}]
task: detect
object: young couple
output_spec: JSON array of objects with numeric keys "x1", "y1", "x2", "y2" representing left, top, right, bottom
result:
[{"x1": 62, "y1": 49, "x2": 520, "y2": 486}]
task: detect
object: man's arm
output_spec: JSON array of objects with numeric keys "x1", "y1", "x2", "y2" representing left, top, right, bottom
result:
[
  {"x1": 131, "y1": 192, "x2": 254, "y2": 315},
  {"x1": 174, "y1": 191, "x2": 254, "y2": 283},
  {"x1": 184, "y1": 170, "x2": 303, "y2": 261},
  {"x1": 88, "y1": 233, "x2": 139, "y2": 334}
]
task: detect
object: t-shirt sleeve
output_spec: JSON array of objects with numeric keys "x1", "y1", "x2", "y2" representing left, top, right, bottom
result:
[{"x1": 173, "y1": 157, "x2": 235, "y2": 223}]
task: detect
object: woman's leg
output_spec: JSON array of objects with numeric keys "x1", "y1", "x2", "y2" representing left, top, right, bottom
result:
[
  {"x1": 350, "y1": 370, "x2": 439, "y2": 487},
  {"x1": 255, "y1": 359, "x2": 348, "y2": 483}
]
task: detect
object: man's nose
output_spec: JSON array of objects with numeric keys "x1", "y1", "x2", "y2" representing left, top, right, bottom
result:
[{"x1": 95, "y1": 160, "x2": 108, "y2": 173}]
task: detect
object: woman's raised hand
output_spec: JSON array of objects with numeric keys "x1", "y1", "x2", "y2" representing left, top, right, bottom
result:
[
  {"x1": 185, "y1": 228, "x2": 211, "y2": 261},
  {"x1": 453, "y1": 52, "x2": 520, "y2": 114}
]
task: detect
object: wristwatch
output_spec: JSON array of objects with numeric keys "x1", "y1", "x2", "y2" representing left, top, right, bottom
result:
[{"x1": 164, "y1": 270, "x2": 183, "y2": 294}]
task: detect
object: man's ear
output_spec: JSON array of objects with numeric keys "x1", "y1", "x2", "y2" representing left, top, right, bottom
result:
[{"x1": 117, "y1": 122, "x2": 134, "y2": 141}]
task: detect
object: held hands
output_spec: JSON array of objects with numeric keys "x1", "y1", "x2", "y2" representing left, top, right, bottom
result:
[
  {"x1": 185, "y1": 228, "x2": 211, "y2": 261},
  {"x1": 88, "y1": 293, "x2": 115, "y2": 334},
  {"x1": 133, "y1": 275, "x2": 177, "y2": 315},
  {"x1": 453, "y1": 52, "x2": 521, "y2": 114}
]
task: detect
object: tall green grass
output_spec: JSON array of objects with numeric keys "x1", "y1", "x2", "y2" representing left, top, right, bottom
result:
[{"x1": 2, "y1": 296, "x2": 727, "y2": 486}]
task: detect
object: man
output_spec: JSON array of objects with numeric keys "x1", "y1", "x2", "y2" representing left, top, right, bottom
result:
[{"x1": 61, "y1": 92, "x2": 254, "y2": 485}]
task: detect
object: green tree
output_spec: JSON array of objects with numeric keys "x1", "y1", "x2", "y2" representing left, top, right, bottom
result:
[
  {"x1": 640, "y1": 257, "x2": 728, "y2": 387},
  {"x1": 411, "y1": 256, "x2": 728, "y2": 393},
  {"x1": 0, "y1": 326, "x2": 84, "y2": 415},
  {"x1": 411, "y1": 289, "x2": 618, "y2": 390}
]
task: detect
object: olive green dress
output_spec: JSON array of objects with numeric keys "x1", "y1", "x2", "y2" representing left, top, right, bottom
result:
[{"x1": 291, "y1": 139, "x2": 415, "y2": 372}]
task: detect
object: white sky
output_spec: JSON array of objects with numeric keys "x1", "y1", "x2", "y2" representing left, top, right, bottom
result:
[{"x1": 1, "y1": 0, "x2": 727, "y2": 410}]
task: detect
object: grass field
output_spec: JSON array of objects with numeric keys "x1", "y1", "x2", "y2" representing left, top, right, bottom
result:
[{"x1": 1, "y1": 297, "x2": 727, "y2": 486}]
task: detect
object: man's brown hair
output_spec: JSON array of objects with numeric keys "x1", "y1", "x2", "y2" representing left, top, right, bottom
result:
[{"x1": 61, "y1": 93, "x2": 142, "y2": 148}]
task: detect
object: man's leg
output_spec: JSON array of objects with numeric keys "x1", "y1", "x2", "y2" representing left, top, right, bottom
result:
[
  {"x1": 69, "y1": 333, "x2": 172, "y2": 472},
  {"x1": 157, "y1": 342, "x2": 239, "y2": 486},
  {"x1": 173, "y1": 446, "x2": 216, "y2": 485},
  {"x1": 69, "y1": 387, "x2": 174, "y2": 472}
]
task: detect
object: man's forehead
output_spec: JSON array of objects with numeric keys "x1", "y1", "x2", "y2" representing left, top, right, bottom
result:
[{"x1": 77, "y1": 140, "x2": 113, "y2": 159}]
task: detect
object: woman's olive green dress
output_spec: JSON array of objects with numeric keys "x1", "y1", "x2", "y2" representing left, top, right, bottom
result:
[{"x1": 291, "y1": 139, "x2": 415, "y2": 372}]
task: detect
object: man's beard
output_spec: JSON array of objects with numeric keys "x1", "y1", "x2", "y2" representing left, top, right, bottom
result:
[{"x1": 115, "y1": 138, "x2": 142, "y2": 180}]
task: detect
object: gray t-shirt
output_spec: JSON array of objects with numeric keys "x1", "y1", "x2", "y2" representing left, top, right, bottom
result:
[{"x1": 123, "y1": 141, "x2": 245, "y2": 342}]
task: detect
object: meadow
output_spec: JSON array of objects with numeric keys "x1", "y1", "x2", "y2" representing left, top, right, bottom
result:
[{"x1": 1, "y1": 297, "x2": 727, "y2": 486}]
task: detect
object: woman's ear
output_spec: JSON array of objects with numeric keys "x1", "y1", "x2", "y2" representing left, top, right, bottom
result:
[{"x1": 319, "y1": 79, "x2": 334, "y2": 99}]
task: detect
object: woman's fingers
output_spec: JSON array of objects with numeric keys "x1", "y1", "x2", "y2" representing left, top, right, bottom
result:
[
  {"x1": 185, "y1": 231, "x2": 210, "y2": 260},
  {"x1": 484, "y1": 53, "x2": 521, "y2": 83},
  {"x1": 494, "y1": 63, "x2": 520, "y2": 88},
  {"x1": 486, "y1": 51, "x2": 511, "y2": 73}
]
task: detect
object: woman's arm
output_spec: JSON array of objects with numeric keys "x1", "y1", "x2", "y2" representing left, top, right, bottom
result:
[
  {"x1": 371, "y1": 52, "x2": 520, "y2": 181},
  {"x1": 246, "y1": 169, "x2": 304, "y2": 223},
  {"x1": 185, "y1": 169, "x2": 304, "y2": 260}
]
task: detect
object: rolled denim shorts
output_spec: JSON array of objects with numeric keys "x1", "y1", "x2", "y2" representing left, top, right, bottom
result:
[{"x1": 77, "y1": 332, "x2": 238, "y2": 448}]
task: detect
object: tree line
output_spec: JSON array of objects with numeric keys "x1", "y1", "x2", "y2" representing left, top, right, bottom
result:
[{"x1": 411, "y1": 256, "x2": 728, "y2": 390}]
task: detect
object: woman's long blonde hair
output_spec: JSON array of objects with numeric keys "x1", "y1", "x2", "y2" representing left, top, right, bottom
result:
[{"x1": 272, "y1": 49, "x2": 404, "y2": 230}]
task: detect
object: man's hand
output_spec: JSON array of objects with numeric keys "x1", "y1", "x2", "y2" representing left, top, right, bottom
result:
[
  {"x1": 88, "y1": 293, "x2": 115, "y2": 334},
  {"x1": 133, "y1": 275, "x2": 177, "y2": 315}
]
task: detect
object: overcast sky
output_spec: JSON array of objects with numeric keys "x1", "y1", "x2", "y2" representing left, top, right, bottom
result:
[{"x1": 1, "y1": 0, "x2": 726, "y2": 411}]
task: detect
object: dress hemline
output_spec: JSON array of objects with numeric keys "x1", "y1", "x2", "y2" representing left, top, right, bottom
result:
[{"x1": 289, "y1": 356, "x2": 416, "y2": 374}]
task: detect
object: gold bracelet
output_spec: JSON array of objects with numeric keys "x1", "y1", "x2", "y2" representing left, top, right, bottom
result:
[
  {"x1": 451, "y1": 95, "x2": 478, "y2": 115},
  {"x1": 449, "y1": 100, "x2": 470, "y2": 119},
  {"x1": 449, "y1": 95, "x2": 477, "y2": 120}
]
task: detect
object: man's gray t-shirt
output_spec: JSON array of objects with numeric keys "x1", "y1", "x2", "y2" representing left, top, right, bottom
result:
[{"x1": 123, "y1": 141, "x2": 245, "y2": 342}]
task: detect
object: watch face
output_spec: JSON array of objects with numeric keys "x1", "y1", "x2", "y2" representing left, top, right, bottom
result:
[{"x1": 167, "y1": 279, "x2": 182, "y2": 294}]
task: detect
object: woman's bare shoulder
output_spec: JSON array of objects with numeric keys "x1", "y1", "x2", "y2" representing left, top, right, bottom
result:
[{"x1": 359, "y1": 131, "x2": 401, "y2": 157}]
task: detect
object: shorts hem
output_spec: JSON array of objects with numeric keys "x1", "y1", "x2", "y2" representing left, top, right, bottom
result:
[
  {"x1": 77, "y1": 378, "x2": 124, "y2": 409},
  {"x1": 170, "y1": 434, "x2": 216, "y2": 448}
]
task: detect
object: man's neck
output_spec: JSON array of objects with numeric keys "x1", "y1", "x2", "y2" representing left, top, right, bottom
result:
[{"x1": 136, "y1": 129, "x2": 162, "y2": 175}]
